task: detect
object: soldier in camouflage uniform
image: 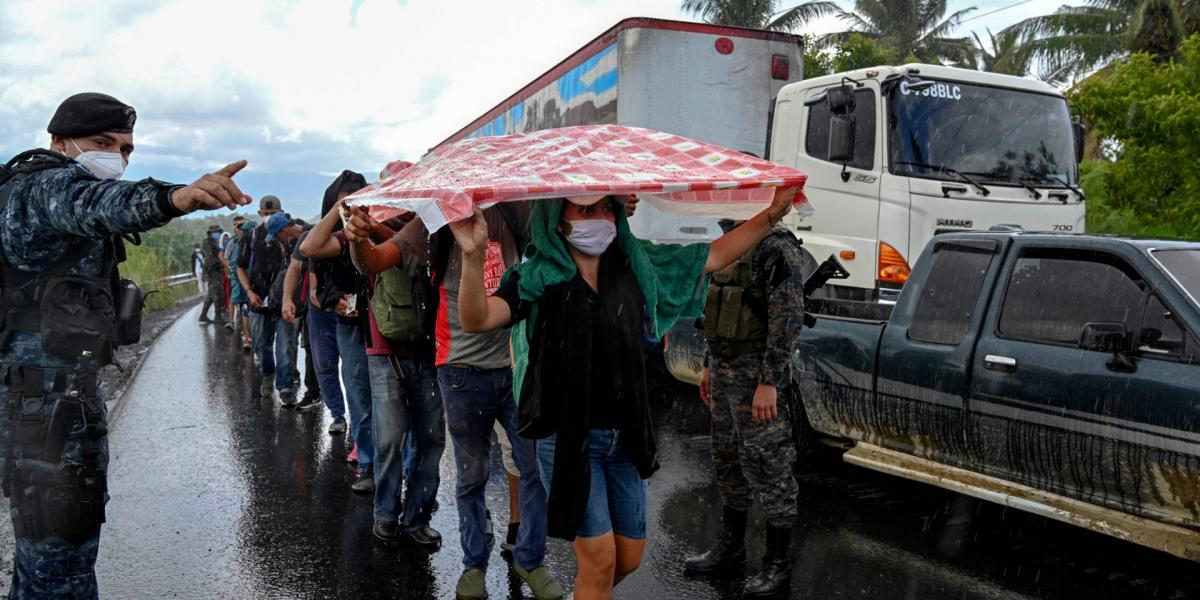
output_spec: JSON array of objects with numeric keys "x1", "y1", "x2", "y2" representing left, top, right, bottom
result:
[
  {"x1": 0, "y1": 93, "x2": 250, "y2": 599},
  {"x1": 199, "y1": 224, "x2": 228, "y2": 324},
  {"x1": 684, "y1": 220, "x2": 806, "y2": 598}
]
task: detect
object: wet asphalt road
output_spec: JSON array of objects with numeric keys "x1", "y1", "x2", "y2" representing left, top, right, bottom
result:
[{"x1": 92, "y1": 304, "x2": 1200, "y2": 599}]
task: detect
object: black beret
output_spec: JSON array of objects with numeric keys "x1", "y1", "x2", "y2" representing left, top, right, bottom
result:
[{"x1": 47, "y1": 93, "x2": 137, "y2": 138}]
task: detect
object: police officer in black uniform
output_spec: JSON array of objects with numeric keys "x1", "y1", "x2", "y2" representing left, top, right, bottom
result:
[{"x1": 0, "y1": 92, "x2": 251, "y2": 598}]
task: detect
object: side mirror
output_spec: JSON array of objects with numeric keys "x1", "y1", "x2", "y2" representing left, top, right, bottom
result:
[
  {"x1": 1079, "y1": 322, "x2": 1128, "y2": 353},
  {"x1": 1072, "y1": 121, "x2": 1087, "y2": 164},
  {"x1": 1080, "y1": 322, "x2": 1137, "y2": 373},
  {"x1": 829, "y1": 114, "x2": 856, "y2": 163},
  {"x1": 827, "y1": 84, "x2": 856, "y2": 114}
]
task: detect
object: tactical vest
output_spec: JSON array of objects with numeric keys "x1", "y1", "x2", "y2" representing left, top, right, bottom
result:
[
  {"x1": 0, "y1": 150, "x2": 144, "y2": 365},
  {"x1": 703, "y1": 245, "x2": 768, "y2": 358}
]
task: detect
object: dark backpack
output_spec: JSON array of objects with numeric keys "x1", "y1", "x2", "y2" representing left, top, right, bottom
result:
[
  {"x1": 0, "y1": 150, "x2": 144, "y2": 362},
  {"x1": 371, "y1": 266, "x2": 435, "y2": 344}
]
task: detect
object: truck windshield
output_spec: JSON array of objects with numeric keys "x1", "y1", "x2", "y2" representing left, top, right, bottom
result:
[
  {"x1": 1154, "y1": 249, "x2": 1200, "y2": 308},
  {"x1": 887, "y1": 80, "x2": 1077, "y2": 186}
]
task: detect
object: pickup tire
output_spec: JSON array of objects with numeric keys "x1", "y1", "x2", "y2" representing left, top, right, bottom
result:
[{"x1": 785, "y1": 381, "x2": 819, "y2": 468}]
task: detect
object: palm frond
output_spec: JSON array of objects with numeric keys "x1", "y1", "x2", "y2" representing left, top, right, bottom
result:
[{"x1": 769, "y1": 0, "x2": 843, "y2": 31}]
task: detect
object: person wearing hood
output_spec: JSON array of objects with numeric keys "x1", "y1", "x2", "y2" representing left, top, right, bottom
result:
[
  {"x1": 449, "y1": 187, "x2": 796, "y2": 600},
  {"x1": 199, "y1": 224, "x2": 228, "y2": 324},
  {"x1": 289, "y1": 170, "x2": 377, "y2": 491}
]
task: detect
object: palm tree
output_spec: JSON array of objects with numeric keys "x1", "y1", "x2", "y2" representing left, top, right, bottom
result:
[
  {"x1": 972, "y1": 26, "x2": 1072, "y2": 83},
  {"x1": 680, "y1": 0, "x2": 842, "y2": 31},
  {"x1": 1013, "y1": 0, "x2": 1198, "y2": 77},
  {"x1": 822, "y1": 0, "x2": 979, "y2": 66},
  {"x1": 973, "y1": 27, "x2": 1029, "y2": 75}
]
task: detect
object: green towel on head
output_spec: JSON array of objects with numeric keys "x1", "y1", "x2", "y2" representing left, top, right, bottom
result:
[{"x1": 509, "y1": 198, "x2": 710, "y2": 404}]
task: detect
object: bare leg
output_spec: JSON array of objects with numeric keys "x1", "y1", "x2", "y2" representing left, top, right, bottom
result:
[
  {"x1": 612, "y1": 534, "x2": 645, "y2": 587},
  {"x1": 572, "y1": 532, "x2": 617, "y2": 600}
]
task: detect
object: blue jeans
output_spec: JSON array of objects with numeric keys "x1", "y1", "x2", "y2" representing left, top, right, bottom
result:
[
  {"x1": 538, "y1": 430, "x2": 649, "y2": 540},
  {"x1": 251, "y1": 311, "x2": 296, "y2": 392},
  {"x1": 305, "y1": 309, "x2": 345, "y2": 419},
  {"x1": 438, "y1": 365, "x2": 547, "y2": 572},
  {"x1": 370, "y1": 356, "x2": 445, "y2": 529},
  {"x1": 337, "y1": 323, "x2": 373, "y2": 471}
]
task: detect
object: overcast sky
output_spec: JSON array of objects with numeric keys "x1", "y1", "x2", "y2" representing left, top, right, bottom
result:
[{"x1": 0, "y1": 0, "x2": 1065, "y2": 218}]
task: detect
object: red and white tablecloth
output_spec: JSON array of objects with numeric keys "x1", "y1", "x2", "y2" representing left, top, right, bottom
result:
[{"x1": 347, "y1": 125, "x2": 809, "y2": 231}]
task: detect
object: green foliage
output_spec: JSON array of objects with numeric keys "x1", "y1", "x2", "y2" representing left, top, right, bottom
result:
[
  {"x1": 1071, "y1": 35, "x2": 1200, "y2": 240},
  {"x1": 831, "y1": 33, "x2": 897, "y2": 72},
  {"x1": 119, "y1": 213, "x2": 252, "y2": 311},
  {"x1": 801, "y1": 35, "x2": 834, "y2": 78},
  {"x1": 680, "y1": 0, "x2": 841, "y2": 31},
  {"x1": 1013, "y1": 0, "x2": 1199, "y2": 79},
  {"x1": 823, "y1": 0, "x2": 977, "y2": 66}
]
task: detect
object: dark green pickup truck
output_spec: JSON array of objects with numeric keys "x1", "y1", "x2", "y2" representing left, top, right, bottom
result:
[{"x1": 792, "y1": 231, "x2": 1200, "y2": 560}]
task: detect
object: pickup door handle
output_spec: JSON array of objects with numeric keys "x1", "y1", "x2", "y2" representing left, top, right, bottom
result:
[{"x1": 984, "y1": 354, "x2": 1018, "y2": 372}]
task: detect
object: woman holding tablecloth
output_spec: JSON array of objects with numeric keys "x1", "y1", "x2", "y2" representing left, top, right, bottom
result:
[{"x1": 450, "y1": 187, "x2": 797, "y2": 600}]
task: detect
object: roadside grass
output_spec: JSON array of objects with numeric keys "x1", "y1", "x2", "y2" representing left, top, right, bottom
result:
[{"x1": 123, "y1": 243, "x2": 198, "y2": 312}]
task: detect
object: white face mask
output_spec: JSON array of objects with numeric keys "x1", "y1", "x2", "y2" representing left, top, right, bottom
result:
[
  {"x1": 563, "y1": 218, "x2": 617, "y2": 256},
  {"x1": 70, "y1": 138, "x2": 127, "y2": 180}
]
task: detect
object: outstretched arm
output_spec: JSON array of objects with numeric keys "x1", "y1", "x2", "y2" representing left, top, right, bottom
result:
[
  {"x1": 345, "y1": 207, "x2": 405, "y2": 274},
  {"x1": 300, "y1": 201, "x2": 346, "y2": 259},
  {"x1": 451, "y1": 207, "x2": 512, "y2": 333},
  {"x1": 704, "y1": 186, "x2": 797, "y2": 274}
]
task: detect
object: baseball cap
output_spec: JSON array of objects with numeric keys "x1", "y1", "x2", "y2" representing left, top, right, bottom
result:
[
  {"x1": 260, "y1": 195, "x2": 282, "y2": 212},
  {"x1": 240, "y1": 221, "x2": 258, "y2": 232},
  {"x1": 264, "y1": 212, "x2": 295, "y2": 243}
]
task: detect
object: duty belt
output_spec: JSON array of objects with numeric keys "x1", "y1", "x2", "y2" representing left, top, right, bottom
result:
[
  {"x1": 707, "y1": 338, "x2": 767, "y2": 359},
  {"x1": 3, "y1": 364, "x2": 107, "y2": 542}
]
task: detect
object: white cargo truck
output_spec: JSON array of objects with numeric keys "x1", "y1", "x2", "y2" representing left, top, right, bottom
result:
[
  {"x1": 437, "y1": 20, "x2": 1087, "y2": 382},
  {"x1": 434, "y1": 17, "x2": 806, "y2": 244},
  {"x1": 774, "y1": 65, "x2": 1087, "y2": 302}
]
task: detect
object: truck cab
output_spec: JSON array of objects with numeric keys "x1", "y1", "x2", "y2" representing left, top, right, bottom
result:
[{"x1": 771, "y1": 64, "x2": 1087, "y2": 302}]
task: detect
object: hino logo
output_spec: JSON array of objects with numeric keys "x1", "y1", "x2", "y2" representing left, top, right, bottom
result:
[{"x1": 937, "y1": 218, "x2": 973, "y2": 228}]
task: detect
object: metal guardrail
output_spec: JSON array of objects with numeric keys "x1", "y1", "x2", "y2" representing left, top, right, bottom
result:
[{"x1": 161, "y1": 272, "x2": 198, "y2": 289}]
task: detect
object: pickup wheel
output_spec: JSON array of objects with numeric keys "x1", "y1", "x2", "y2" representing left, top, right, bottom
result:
[{"x1": 785, "y1": 382, "x2": 818, "y2": 469}]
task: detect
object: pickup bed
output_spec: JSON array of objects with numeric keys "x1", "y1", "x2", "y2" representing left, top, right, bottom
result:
[{"x1": 793, "y1": 232, "x2": 1200, "y2": 560}]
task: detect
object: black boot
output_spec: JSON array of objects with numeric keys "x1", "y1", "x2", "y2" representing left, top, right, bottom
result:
[
  {"x1": 743, "y1": 525, "x2": 792, "y2": 597},
  {"x1": 684, "y1": 507, "x2": 747, "y2": 573}
]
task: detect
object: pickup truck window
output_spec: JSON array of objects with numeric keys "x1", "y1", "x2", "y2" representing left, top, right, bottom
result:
[
  {"x1": 998, "y1": 251, "x2": 1144, "y2": 346},
  {"x1": 806, "y1": 89, "x2": 876, "y2": 170},
  {"x1": 909, "y1": 246, "x2": 994, "y2": 345},
  {"x1": 1153, "y1": 249, "x2": 1200, "y2": 309}
]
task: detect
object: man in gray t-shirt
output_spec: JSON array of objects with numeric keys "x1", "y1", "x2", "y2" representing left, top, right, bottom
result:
[{"x1": 346, "y1": 203, "x2": 562, "y2": 600}]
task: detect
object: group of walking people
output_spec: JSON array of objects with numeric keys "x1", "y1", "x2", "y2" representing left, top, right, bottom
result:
[
  {"x1": 0, "y1": 91, "x2": 811, "y2": 600},
  {"x1": 199, "y1": 169, "x2": 809, "y2": 600}
]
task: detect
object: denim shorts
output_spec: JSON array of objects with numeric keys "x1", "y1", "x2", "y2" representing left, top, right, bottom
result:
[{"x1": 538, "y1": 429, "x2": 648, "y2": 540}]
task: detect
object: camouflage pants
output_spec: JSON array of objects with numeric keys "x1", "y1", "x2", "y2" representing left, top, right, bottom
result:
[
  {"x1": 709, "y1": 353, "x2": 798, "y2": 528},
  {"x1": 0, "y1": 365, "x2": 108, "y2": 600},
  {"x1": 200, "y1": 272, "x2": 226, "y2": 321}
]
